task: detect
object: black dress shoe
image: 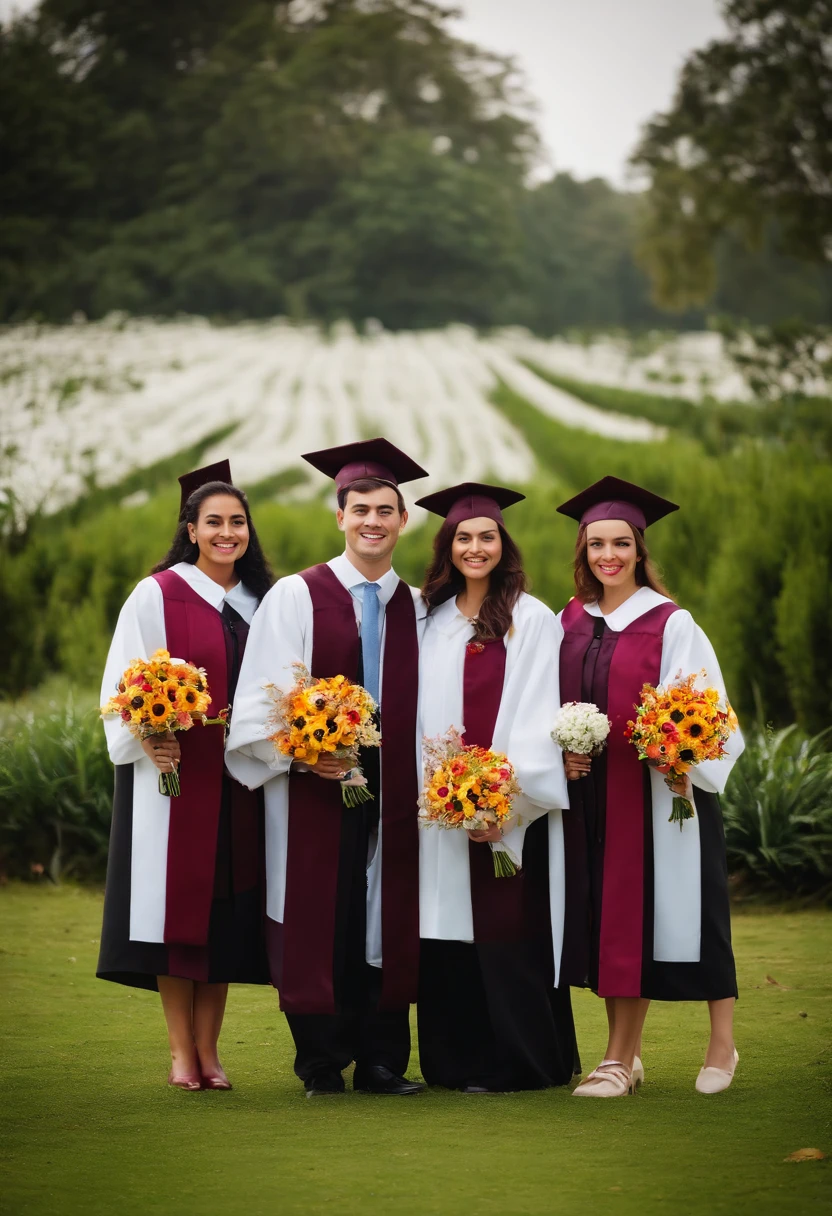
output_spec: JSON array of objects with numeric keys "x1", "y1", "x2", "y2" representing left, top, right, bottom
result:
[
  {"x1": 305, "y1": 1071, "x2": 346, "y2": 1098},
  {"x1": 353, "y1": 1065, "x2": 425, "y2": 1095},
  {"x1": 460, "y1": 1085, "x2": 493, "y2": 1094}
]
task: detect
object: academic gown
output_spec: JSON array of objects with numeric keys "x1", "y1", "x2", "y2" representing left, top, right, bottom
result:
[
  {"x1": 417, "y1": 593, "x2": 578, "y2": 1091},
  {"x1": 224, "y1": 553, "x2": 425, "y2": 1080},
  {"x1": 97, "y1": 562, "x2": 269, "y2": 991},
  {"x1": 556, "y1": 587, "x2": 745, "y2": 1001}
]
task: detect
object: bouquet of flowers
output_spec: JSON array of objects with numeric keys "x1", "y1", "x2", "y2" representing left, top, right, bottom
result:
[
  {"x1": 551, "y1": 701, "x2": 611, "y2": 756},
  {"x1": 266, "y1": 663, "x2": 381, "y2": 806},
  {"x1": 419, "y1": 728, "x2": 522, "y2": 877},
  {"x1": 625, "y1": 671, "x2": 739, "y2": 828},
  {"x1": 101, "y1": 649, "x2": 228, "y2": 796}
]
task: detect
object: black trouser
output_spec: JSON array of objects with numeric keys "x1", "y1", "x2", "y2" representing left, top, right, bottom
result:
[
  {"x1": 286, "y1": 748, "x2": 411, "y2": 1082},
  {"x1": 286, "y1": 964, "x2": 411, "y2": 1081}
]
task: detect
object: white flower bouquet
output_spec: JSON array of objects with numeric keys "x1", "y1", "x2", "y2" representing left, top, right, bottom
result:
[{"x1": 551, "y1": 701, "x2": 611, "y2": 756}]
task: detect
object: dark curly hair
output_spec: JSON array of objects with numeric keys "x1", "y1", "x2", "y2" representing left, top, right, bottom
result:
[
  {"x1": 152, "y1": 481, "x2": 274, "y2": 602},
  {"x1": 421, "y1": 518, "x2": 527, "y2": 641}
]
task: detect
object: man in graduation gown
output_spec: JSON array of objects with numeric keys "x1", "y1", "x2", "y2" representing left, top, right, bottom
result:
[{"x1": 226, "y1": 439, "x2": 428, "y2": 1096}]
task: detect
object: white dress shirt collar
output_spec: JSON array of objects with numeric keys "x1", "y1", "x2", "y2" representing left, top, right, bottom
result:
[
  {"x1": 170, "y1": 561, "x2": 259, "y2": 624},
  {"x1": 328, "y1": 551, "x2": 400, "y2": 606}
]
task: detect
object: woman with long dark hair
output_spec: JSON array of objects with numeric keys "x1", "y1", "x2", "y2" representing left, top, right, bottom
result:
[
  {"x1": 555, "y1": 477, "x2": 744, "y2": 1098},
  {"x1": 415, "y1": 483, "x2": 578, "y2": 1093},
  {"x1": 97, "y1": 461, "x2": 273, "y2": 1090}
]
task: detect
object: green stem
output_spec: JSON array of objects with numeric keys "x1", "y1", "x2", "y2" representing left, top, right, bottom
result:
[
  {"x1": 159, "y1": 768, "x2": 181, "y2": 797},
  {"x1": 668, "y1": 795, "x2": 695, "y2": 829},
  {"x1": 491, "y1": 846, "x2": 518, "y2": 878}
]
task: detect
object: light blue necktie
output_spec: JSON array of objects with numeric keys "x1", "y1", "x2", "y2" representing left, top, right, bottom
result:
[{"x1": 361, "y1": 581, "x2": 381, "y2": 704}]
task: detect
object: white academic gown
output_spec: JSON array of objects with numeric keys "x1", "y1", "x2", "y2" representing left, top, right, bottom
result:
[
  {"x1": 554, "y1": 586, "x2": 745, "y2": 971},
  {"x1": 418, "y1": 592, "x2": 569, "y2": 954},
  {"x1": 100, "y1": 561, "x2": 258, "y2": 943},
  {"x1": 224, "y1": 552, "x2": 427, "y2": 969}
]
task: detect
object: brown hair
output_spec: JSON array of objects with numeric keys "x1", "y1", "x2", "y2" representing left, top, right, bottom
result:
[
  {"x1": 337, "y1": 477, "x2": 405, "y2": 515},
  {"x1": 422, "y1": 519, "x2": 527, "y2": 641},
  {"x1": 573, "y1": 522, "x2": 672, "y2": 603}
]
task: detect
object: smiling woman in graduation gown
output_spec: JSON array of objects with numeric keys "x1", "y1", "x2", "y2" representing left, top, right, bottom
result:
[
  {"x1": 554, "y1": 477, "x2": 745, "y2": 1099},
  {"x1": 97, "y1": 463, "x2": 273, "y2": 1090},
  {"x1": 416, "y1": 483, "x2": 578, "y2": 1093}
]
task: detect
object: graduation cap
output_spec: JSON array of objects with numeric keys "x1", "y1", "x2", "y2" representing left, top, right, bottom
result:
[
  {"x1": 415, "y1": 482, "x2": 525, "y2": 528},
  {"x1": 301, "y1": 438, "x2": 427, "y2": 493},
  {"x1": 556, "y1": 476, "x2": 678, "y2": 532},
  {"x1": 178, "y1": 459, "x2": 232, "y2": 517}
]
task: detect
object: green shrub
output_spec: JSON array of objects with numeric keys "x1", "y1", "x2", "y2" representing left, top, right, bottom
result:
[
  {"x1": 722, "y1": 726, "x2": 832, "y2": 900},
  {"x1": 0, "y1": 700, "x2": 112, "y2": 882}
]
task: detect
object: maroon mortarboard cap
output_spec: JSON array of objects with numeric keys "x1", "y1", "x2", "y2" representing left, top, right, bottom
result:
[
  {"x1": 178, "y1": 459, "x2": 232, "y2": 517},
  {"x1": 556, "y1": 476, "x2": 678, "y2": 532},
  {"x1": 415, "y1": 482, "x2": 525, "y2": 528},
  {"x1": 301, "y1": 438, "x2": 428, "y2": 493}
]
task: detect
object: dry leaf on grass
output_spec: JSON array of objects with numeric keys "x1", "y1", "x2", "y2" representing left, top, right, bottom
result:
[
  {"x1": 765, "y1": 974, "x2": 791, "y2": 990},
  {"x1": 783, "y1": 1148, "x2": 825, "y2": 1163}
]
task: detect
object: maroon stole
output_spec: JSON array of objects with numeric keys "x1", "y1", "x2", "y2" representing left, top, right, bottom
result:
[
  {"x1": 279, "y1": 564, "x2": 420, "y2": 1015},
  {"x1": 462, "y1": 637, "x2": 530, "y2": 943},
  {"x1": 559, "y1": 596, "x2": 678, "y2": 996},
  {"x1": 152, "y1": 570, "x2": 229, "y2": 949}
]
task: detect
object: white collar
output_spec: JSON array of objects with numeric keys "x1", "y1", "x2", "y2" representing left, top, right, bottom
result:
[
  {"x1": 328, "y1": 552, "x2": 400, "y2": 606},
  {"x1": 583, "y1": 586, "x2": 671, "y2": 633},
  {"x1": 170, "y1": 562, "x2": 258, "y2": 624},
  {"x1": 427, "y1": 594, "x2": 476, "y2": 637}
]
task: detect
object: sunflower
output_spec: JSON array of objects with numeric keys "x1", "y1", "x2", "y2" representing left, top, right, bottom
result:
[
  {"x1": 679, "y1": 714, "x2": 711, "y2": 744},
  {"x1": 147, "y1": 697, "x2": 170, "y2": 724}
]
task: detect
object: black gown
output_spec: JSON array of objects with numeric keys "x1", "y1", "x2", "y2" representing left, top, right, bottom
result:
[
  {"x1": 97, "y1": 603, "x2": 269, "y2": 991},
  {"x1": 418, "y1": 816, "x2": 580, "y2": 1090}
]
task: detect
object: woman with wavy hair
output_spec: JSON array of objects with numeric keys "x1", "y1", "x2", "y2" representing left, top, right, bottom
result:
[
  {"x1": 415, "y1": 483, "x2": 578, "y2": 1093},
  {"x1": 97, "y1": 461, "x2": 273, "y2": 1090},
  {"x1": 556, "y1": 477, "x2": 744, "y2": 1098}
]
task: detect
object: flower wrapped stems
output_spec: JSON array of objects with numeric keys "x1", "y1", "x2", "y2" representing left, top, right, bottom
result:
[
  {"x1": 419, "y1": 728, "x2": 522, "y2": 878},
  {"x1": 266, "y1": 663, "x2": 380, "y2": 806},
  {"x1": 626, "y1": 670, "x2": 739, "y2": 828},
  {"x1": 101, "y1": 650, "x2": 228, "y2": 797}
]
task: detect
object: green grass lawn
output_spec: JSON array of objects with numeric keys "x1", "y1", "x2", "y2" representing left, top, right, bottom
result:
[{"x1": 1, "y1": 886, "x2": 829, "y2": 1216}]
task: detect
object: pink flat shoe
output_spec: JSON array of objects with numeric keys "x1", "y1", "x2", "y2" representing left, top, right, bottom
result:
[
  {"x1": 696, "y1": 1048, "x2": 738, "y2": 1094},
  {"x1": 573, "y1": 1061, "x2": 635, "y2": 1098},
  {"x1": 201, "y1": 1072, "x2": 232, "y2": 1091},
  {"x1": 167, "y1": 1070, "x2": 203, "y2": 1091}
]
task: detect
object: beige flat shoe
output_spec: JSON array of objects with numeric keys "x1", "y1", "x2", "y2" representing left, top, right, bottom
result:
[
  {"x1": 631, "y1": 1055, "x2": 644, "y2": 1088},
  {"x1": 695, "y1": 1048, "x2": 739, "y2": 1094},
  {"x1": 573, "y1": 1061, "x2": 634, "y2": 1098}
]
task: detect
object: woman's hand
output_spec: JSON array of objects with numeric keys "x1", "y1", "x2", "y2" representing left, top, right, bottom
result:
[
  {"x1": 141, "y1": 732, "x2": 181, "y2": 773},
  {"x1": 468, "y1": 824, "x2": 503, "y2": 844},
  {"x1": 310, "y1": 753, "x2": 355, "y2": 781},
  {"x1": 668, "y1": 774, "x2": 690, "y2": 797},
  {"x1": 564, "y1": 751, "x2": 592, "y2": 781}
]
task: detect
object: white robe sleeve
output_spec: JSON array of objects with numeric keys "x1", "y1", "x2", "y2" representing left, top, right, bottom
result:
[
  {"x1": 100, "y1": 578, "x2": 166, "y2": 766},
  {"x1": 660, "y1": 610, "x2": 745, "y2": 794},
  {"x1": 224, "y1": 574, "x2": 313, "y2": 789},
  {"x1": 492, "y1": 598, "x2": 569, "y2": 864}
]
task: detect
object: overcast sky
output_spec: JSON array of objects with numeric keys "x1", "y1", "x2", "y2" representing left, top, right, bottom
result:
[
  {"x1": 1, "y1": 0, "x2": 728, "y2": 186},
  {"x1": 448, "y1": 0, "x2": 727, "y2": 185}
]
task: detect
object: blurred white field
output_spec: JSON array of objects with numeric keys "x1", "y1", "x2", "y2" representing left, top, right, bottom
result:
[
  {"x1": 0, "y1": 317, "x2": 685, "y2": 518},
  {"x1": 497, "y1": 329, "x2": 752, "y2": 401}
]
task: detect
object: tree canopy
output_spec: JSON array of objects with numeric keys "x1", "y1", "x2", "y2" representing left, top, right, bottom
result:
[
  {"x1": 632, "y1": 0, "x2": 832, "y2": 310},
  {"x1": 1, "y1": 0, "x2": 829, "y2": 328}
]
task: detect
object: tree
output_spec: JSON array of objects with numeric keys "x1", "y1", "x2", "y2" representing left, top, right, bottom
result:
[
  {"x1": 0, "y1": 0, "x2": 539, "y2": 325},
  {"x1": 632, "y1": 0, "x2": 832, "y2": 310}
]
